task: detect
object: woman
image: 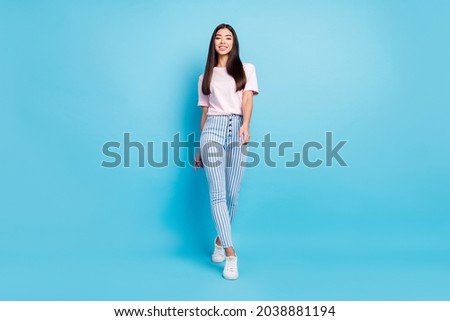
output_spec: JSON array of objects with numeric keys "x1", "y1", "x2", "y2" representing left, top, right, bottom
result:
[{"x1": 194, "y1": 23, "x2": 259, "y2": 280}]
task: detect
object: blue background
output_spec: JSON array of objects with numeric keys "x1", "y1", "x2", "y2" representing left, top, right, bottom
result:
[{"x1": 1, "y1": 0, "x2": 449, "y2": 300}]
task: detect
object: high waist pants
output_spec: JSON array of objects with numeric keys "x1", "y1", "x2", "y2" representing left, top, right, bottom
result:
[{"x1": 200, "y1": 114, "x2": 247, "y2": 249}]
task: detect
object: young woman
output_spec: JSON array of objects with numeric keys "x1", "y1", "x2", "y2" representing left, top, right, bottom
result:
[{"x1": 194, "y1": 23, "x2": 259, "y2": 280}]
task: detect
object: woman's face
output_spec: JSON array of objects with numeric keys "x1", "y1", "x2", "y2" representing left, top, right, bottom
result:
[{"x1": 214, "y1": 28, "x2": 233, "y2": 56}]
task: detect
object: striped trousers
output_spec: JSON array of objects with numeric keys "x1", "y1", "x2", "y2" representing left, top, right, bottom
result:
[{"x1": 200, "y1": 114, "x2": 247, "y2": 249}]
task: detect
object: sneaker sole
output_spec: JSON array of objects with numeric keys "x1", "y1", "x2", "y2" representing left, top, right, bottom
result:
[
  {"x1": 212, "y1": 256, "x2": 225, "y2": 263},
  {"x1": 223, "y1": 273, "x2": 239, "y2": 280}
]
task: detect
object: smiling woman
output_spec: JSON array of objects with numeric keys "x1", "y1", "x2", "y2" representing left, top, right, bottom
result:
[{"x1": 194, "y1": 23, "x2": 259, "y2": 280}]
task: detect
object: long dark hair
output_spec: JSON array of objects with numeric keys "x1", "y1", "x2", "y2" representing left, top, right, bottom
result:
[{"x1": 201, "y1": 23, "x2": 246, "y2": 95}]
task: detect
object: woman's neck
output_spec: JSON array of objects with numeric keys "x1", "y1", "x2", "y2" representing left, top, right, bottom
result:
[{"x1": 217, "y1": 55, "x2": 228, "y2": 68}]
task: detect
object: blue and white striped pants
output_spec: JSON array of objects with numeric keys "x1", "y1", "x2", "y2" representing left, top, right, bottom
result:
[{"x1": 200, "y1": 114, "x2": 247, "y2": 249}]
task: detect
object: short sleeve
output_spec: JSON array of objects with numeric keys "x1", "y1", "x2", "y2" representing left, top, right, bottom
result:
[
  {"x1": 243, "y1": 63, "x2": 259, "y2": 95},
  {"x1": 197, "y1": 74, "x2": 209, "y2": 107}
]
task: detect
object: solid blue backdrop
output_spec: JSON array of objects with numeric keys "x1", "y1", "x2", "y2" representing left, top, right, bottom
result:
[{"x1": 1, "y1": 0, "x2": 449, "y2": 300}]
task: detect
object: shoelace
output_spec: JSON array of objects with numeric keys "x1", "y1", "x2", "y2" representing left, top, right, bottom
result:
[
  {"x1": 213, "y1": 246, "x2": 225, "y2": 258},
  {"x1": 225, "y1": 258, "x2": 237, "y2": 272}
]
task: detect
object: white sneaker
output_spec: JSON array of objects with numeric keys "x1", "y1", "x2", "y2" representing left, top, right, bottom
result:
[
  {"x1": 211, "y1": 238, "x2": 225, "y2": 263},
  {"x1": 223, "y1": 256, "x2": 239, "y2": 280}
]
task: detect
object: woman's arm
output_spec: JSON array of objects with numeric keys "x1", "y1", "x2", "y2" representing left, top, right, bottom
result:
[
  {"x1": 195, "y1": 106, "x2": 209, "y2": 168},
  {"x1": 200, "y1": 106, "x2": 209, "y2": 131},
  {"x1": 240, "y1": 91, "x2": 254, "y2": 144}
]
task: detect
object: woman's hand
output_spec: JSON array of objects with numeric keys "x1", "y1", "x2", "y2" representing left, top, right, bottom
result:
[
  {"x1": 239, "y1": 123, "x2": 250, "y2": 145},
  {"x1": 194, "y1": 149, "x2": 203, "y2": 169}
]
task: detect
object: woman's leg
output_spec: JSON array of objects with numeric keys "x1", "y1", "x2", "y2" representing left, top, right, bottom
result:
[
  {"x1": 222, "y1": 115, "x2": 246, "y2": 257},
  {"x1": 201, "y1": 115, "x2": 240, "y2": 279},
  {"x1": 201, "y1": 117, "x2": 234, "y2": 250},
  {"x1": 225, "y1": 140, "x2": 246, "y2": 224},
  {"x1": 202, "y1": 147, "x2": 234, "y2": 249}
]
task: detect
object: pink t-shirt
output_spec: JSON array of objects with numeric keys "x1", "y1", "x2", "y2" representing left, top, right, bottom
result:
[{"x1": 197, "y1": 63, "x2": 259, "y2": 115}]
